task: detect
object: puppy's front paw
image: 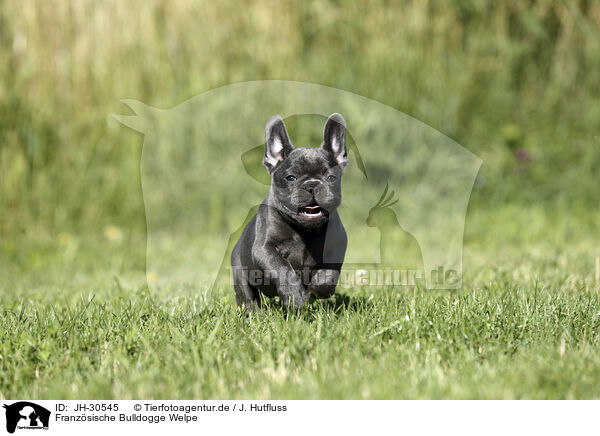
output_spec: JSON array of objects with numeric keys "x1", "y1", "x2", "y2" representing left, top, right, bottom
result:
[
  {"x1": 279, "y1": 281, "x2": 309, "y2": 310},
  {"x1": 309, "y1": 269, "x2": 339, "y2": 299}
]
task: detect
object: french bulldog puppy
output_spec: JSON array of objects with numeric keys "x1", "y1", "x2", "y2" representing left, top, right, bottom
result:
[{"x1": 231, "y1": 114, "x2": 348, "y2": 311}]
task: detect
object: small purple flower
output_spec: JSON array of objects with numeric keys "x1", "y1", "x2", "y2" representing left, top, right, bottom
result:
[{"x1": 515, "y1": 148, "x2": 530, "y2": 162}]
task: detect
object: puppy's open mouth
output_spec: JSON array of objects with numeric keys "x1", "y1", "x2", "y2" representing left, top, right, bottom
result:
[{"x1": 299, "y1": 203, "x2": 327, "y2": 218}]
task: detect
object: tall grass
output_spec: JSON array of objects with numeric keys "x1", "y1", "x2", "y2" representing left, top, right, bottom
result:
[{"x1": 1, "y1": 0, "x2": 599, "y2": 240}]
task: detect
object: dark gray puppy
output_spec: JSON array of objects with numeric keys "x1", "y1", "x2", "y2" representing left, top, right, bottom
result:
[{"x1": 231, "y1": 114, "x2": 348, "y2": 311}]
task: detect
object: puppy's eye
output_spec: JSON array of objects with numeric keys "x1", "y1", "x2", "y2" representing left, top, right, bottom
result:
[
  {"x1": 327, "y1": 175, "x2": 337, "y2": 182},
  {"x1": 285, "y1": 175, "x2": 297, "y2": 182}
]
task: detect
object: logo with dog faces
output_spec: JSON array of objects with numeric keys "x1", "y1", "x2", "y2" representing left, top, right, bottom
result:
[
  {"x1": 2, "y1": 402, "x2": 50, "y2": 433},
  {"x1": 113, "y1": 80, "x2": 481, "y2": 292}
]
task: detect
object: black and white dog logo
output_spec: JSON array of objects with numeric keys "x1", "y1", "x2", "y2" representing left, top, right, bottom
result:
[{"x1": 3, "y1": 402, "x2": 50, "y2": 433}]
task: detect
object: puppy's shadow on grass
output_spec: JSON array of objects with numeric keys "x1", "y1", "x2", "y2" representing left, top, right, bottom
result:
[
  {"x1": 309, "y1": 293, "x2": 372, "y2": 315},
  {"x1": 252, "y1": 293, "x2": 374, "y2": 321}
]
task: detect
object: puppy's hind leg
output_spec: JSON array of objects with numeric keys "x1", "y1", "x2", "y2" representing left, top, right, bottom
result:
[
  {"x1": 234, "y1": 279, "x2": 261, "y2": 314},
  {"x1": 231, "y1": 249, "x2": 261, "y2": 314}
]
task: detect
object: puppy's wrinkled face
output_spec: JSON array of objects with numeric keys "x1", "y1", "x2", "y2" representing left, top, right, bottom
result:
[
  {"x1": 272, "y1": 148, "x2": 343, "y2": 227},
  {"x1": 263, "y1": 114, "x2": 348, "y2": 229}
]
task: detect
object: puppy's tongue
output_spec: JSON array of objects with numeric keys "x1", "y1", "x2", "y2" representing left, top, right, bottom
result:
[
  {"x1": 300, "y1": 203, "x2": 325, "y2": 217},
  {"x1": 303, "y1": 205, "x2": 321, "y2": 212}
]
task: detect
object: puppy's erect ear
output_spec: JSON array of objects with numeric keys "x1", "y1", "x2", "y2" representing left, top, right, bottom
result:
[
  {"x1": 263, "y1": 115, "x2": 294, "y2": 173},
  {"x1": 322, "y1": 113, "x2": 348, "y2": 170}
]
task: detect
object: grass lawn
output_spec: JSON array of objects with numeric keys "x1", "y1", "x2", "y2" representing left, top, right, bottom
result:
[{"x1": 2, "y1": 209, "x2": 599, "y2": 399}]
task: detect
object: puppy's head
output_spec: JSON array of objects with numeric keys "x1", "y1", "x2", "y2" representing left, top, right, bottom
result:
[{"x1": 263, "y1": 113, "x2": 348, "y2": 229}]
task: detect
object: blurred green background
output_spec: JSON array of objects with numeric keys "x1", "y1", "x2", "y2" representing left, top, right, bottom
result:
[{"x1": 1, "y1": 0, "x2": 599, "y2": 284}]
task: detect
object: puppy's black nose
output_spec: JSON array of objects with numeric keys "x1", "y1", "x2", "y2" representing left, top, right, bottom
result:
[{"x1": 302, "y1": 179, "x2": 320, "y2": 194}]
